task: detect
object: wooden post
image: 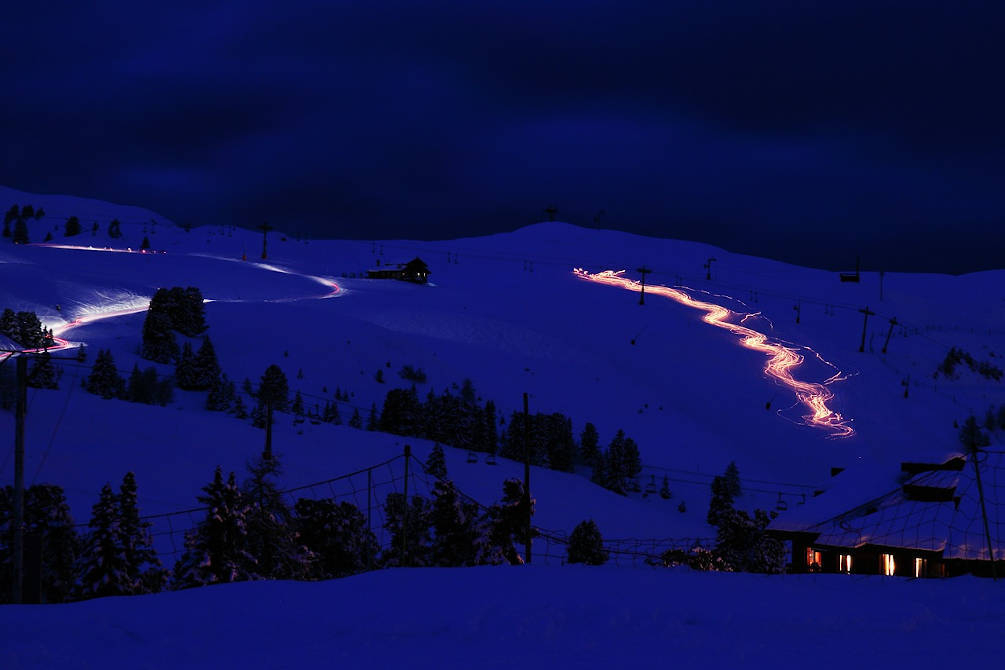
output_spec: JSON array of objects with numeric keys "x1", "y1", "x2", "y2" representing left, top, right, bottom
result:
[
  {"x1": 13, "y1": 354, "x2": 27, "y2": 603},
  {"x1": 367, "y1": 467, "x2": 373, "y2": 570},
  {"x1": 264, "y1": 399, "x2": 273, "y2": 461},
  {"x1": 402, "y1": 444, "x2": 410, "y2": 567},
  {"x1": 858, "y1": 306, "x2": 876, "y2": 353},
  {"x1": 523, "y1": 393, "x2": 532, "y2": 564},
  {"x1": 636, "y1": 266, "x2": 652, "y2": 305},
  {"x1": 969, "y1": 440, "x2": 998, "y2": 580},
  {"x1": 882, "y1": 317, "x2": 898, "y2": 354}
]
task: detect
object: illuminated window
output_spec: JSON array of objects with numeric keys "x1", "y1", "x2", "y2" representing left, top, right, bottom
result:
[
  {"x1": 838, "y1": 554, "x2": 853, "y2": 573},
  {"x1": 914, "y1": 557, "x2": 926, "y2": 578},
  {"x1": 805, "y1": 547, "x2": 822, "y2": 570},
  {"x1": 882, "y1": 553, "x2": 896, "y2": 576}
]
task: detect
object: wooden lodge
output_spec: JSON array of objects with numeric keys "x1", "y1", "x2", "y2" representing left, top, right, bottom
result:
[
  {"x1": 365, "y1": 257, "x2": 430, "y2": 284},
  {"x1": 768, "y1": 453, "x2": 1004, "y2": 578}
]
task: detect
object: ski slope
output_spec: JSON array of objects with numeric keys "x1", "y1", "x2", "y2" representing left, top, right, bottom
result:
[{"x1": 1, "y1": 187, "x2": 1003, "y2": 544}]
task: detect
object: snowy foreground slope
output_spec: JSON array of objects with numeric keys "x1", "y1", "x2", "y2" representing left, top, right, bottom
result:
[
  {"x1": 1, "y1": 187, "x2": 1004, "y2": 543},
  {"x1": 2, "y1": 567, "x2": 1003, "y2": 669}
]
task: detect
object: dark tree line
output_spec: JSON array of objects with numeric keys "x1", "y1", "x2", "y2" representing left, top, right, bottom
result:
[
  {"x1": 3, "y1": 204, "x2": 44, "y2": 244},
  {"x1": 0, "y1": 308, "x2": 53, "y2": 349},
  {"x1": 140, "y1": 287, "x2": 207, "y2": 363},
  {"x1": 84, "y1": 349, "x2": 173, "y2": 405}
]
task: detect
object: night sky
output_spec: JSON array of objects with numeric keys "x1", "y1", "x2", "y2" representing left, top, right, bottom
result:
[{"x1": 2, "y1": 2, "x2": 1002, "y2": 273}]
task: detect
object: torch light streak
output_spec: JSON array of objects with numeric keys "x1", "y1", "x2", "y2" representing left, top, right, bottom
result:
[{"x1": 574, "y1": 268, "x2": 855, "y2": 438}]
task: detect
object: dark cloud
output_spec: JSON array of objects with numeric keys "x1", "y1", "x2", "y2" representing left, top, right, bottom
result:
[{"x1": 2, "y1": 1, "x2": 1003, "y2": 272}]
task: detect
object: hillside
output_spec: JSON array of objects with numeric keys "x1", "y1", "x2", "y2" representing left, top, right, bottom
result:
[{"x1": 1, "y1": 187, "x2": 1003, "y2": 547}]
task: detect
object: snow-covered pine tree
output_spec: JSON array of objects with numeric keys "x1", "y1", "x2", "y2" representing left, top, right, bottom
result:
[
  {"x1": 482, "y1": 478, "x2": 534, "y2": 565},
  {"x1": 26, "y1": 351, "x2": 58, "y2": 389},
  {"x1": 173, "y1": 468, "x2": 258, "y2": 589},
  {"x1": 567, "y1": 520, "x2": 608, "y2": 565},
  {"x1": 430, "y1": 479, "x2": 478, "y2": 566},
  {"x1": 381, "y1": 493, "x2": 432, "y2": 567},
  {"x1": 348, "y1": 407, "x2": 362, "y2": 429},
  {"x1": 242, "y1": 455, "x2": 308, "y2": 580},
  {"x1": 117, "y1": 472, "x2": 165, "y2": 594},
  {"x1": 76, "y1": 483, "x2": 131, "y2": 599},
  {"x1": 425, "y1": 443, "x2": 448, "y2": 480},
  {"x1": 140, "y1": 290, "x2": 179, "y2": 363},
  {"x1": 84, "y1": 349, "x2": 124, "y2": 399},
  {"x1": 294, "y1": 498, "x2": 378, "y2": 578}
]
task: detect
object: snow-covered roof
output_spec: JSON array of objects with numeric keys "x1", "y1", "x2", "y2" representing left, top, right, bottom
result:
[{"x1": 771, "y1": 452, "x2": 1004, "y2": 560}]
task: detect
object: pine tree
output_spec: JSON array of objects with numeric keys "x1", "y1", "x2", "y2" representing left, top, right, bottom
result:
[
  {"x1": 173, "y1": 468, "x2": 258, "y2": 588},
  {"x1": 64, "y1": 216, "x2": 81, "y2": 237},
  {"x1": 580, "y1": 422, "x2": 600, "y2": 466},
  {"x1": 660, "y1": 475, "x2": 672, "y2": 500},
  {"x1": 715, "y1": 508, "x2": 785, "y2": 573},
  {"x1": 482, "y1": 478, "x2": 534, "y2": 565},
  {"x1": 706, "y1": 474, "x2": 735, "y2": 527},
  {"x1": 998, "y1": 405, "x2": 1005, "y2": 431},
  {"x1": 192, "y1": 336, "x2": 221, "y2": 390},
  {"x1": 232, "y1": 393, "x2": 248, "y2": 419},
  {"x1": 126, "y1": 364, "x2": 147, "y2": 403},
  {"x1": 723, "y1": 461, "x2": 742, "y2": 499},
  {"x1": 251, "y1": 398, "x2": 268, "y2": 428},
  {"x1": 12, "y1": 217, "x2": 28, "y2": 244},
  {"x1": 0, "y1": 484, "x2": 79, "y2": 603},
  {"x1": 349, "y1": 407, "x2": 362, "y2": 429},
  {"x1": 567, "y1": 520, "x2": 608, "y2": 565},
  {"x1": 291, "y1": 390, "x2": 305, "y2": 417},
  {"x1": 140, "y1": 236, "x2": 150, "y2": 250},
  {"x1": 27, "y1": 351, "x2": 58, "y2": 389},
  {"x1": 242, "y1": 456, "x2": 307, "y2": 580},
  {"x1": 430, "y1": 479, "x2": 479, "y2": 566},
  {"x1": 117, "y1": 472, "x2": 165, "y2": 594},
  {"x1": 294, "y1": 499, "x2": 378, "y2": 578},
  {"x1": 175, "y1": 342, "x2": 197, "y2": 390},
  {"x1": 43, "y1": 231, "x2": 52, "y2": 242},
  {"x1": 381, "y1": 493, "x2": 433, "y2": 567},
  {"x1": 959, "y1": 415, "x2": 991, "y2": 450},
  {"x1": 366, "y1": 402, "x2": 378, "y2": 431},
  {"x1": 141, "y1": 291, "x2": 178, "y2": 363},
  {"x1": 425, "y1": 443, "x2": 448, "y2": 480},
  {"x1": 259, "y1": 364, "x2": 289, "y2": 411},
  {"x1": 206, "y1": 373, "x2": 236, "y2": 412},
  {"x1": 85, "y1": 349, "x2": 124, "y2": 399},
  {"x1": 76, "y1": 483, "x2": 131, "y2": 599},
  {"x1": 483, "y1": 401, "x2": 498, "y2": 454}
]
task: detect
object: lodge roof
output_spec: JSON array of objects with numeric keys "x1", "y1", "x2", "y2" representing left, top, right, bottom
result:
[{"x1": 770, "y1": 452, "x2": 1004, "y2": 560}]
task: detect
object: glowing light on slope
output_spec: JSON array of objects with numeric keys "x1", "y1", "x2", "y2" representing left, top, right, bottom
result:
[
  {"x1": 574, "y1": 268, "x2": 854, "y2": 438},
  {"x1": 47, "y1": 296, "x2": 154, "y2": 351}
]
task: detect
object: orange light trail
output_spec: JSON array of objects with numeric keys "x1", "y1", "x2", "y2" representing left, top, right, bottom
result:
[{"x1": 574, "y1": 268, "x2": 854, "y2": 438}]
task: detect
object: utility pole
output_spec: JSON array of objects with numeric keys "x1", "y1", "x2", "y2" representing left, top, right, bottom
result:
[
  {"x1": 882, "y1": 317, "x2": 898, "y2": 354},
  {"x1": 263, "y1": 399, "x2": 273, "y2": 461},
  {"x1": 967, "y1": 436, "x2": 997, "y2": 580},
  {"x1": 402, "y1": 444, "x2": 410, "y2": 567},
  {"x1": 704, "y1": 257, "x2": 717, "y2": 281},
  {"x1": 522, "y1": 392, "x2": 532, "y2": 565},
  {"x1": 879, "y1": 270, "x2": 885, "y2": 301},
  {"x1": 858, "y1": 306, "x2": 876, "y2": 353},
  {"x1": 636, "y1": 266, "x2": 652, "y2": 305},
  {"x1": 257, "y1": 222, "x2": 273, "y2": 260},
  {"x1": 13, "y1": 354, "x2": 27, "y2": 604},
  {"x1": 367, "y1": 468, "x2": 373, "y2": 570}
]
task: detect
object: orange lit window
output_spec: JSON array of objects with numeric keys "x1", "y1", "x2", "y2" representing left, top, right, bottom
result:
[
  {"x1": 805, "y1": 547, "x2": 822, "y2": 570},
  {"x1": 882, "y1": 553, "x2": 896, "y2": 576},
  {"x1": 838, "y1": 554, "x2": 852, "y2": 573},
  {"x1": 914, "y1": 557, "x2": 926, "y2": 578}
]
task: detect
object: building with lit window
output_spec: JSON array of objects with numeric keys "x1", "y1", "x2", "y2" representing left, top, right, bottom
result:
[{"x1": 768, "y1": 453, "x2": 1004, "y2": 578}]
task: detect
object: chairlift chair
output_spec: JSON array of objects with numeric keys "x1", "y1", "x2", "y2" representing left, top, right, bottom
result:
[{"x1": 775, "y1": 492, "x2": 788, "y2": 512}]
